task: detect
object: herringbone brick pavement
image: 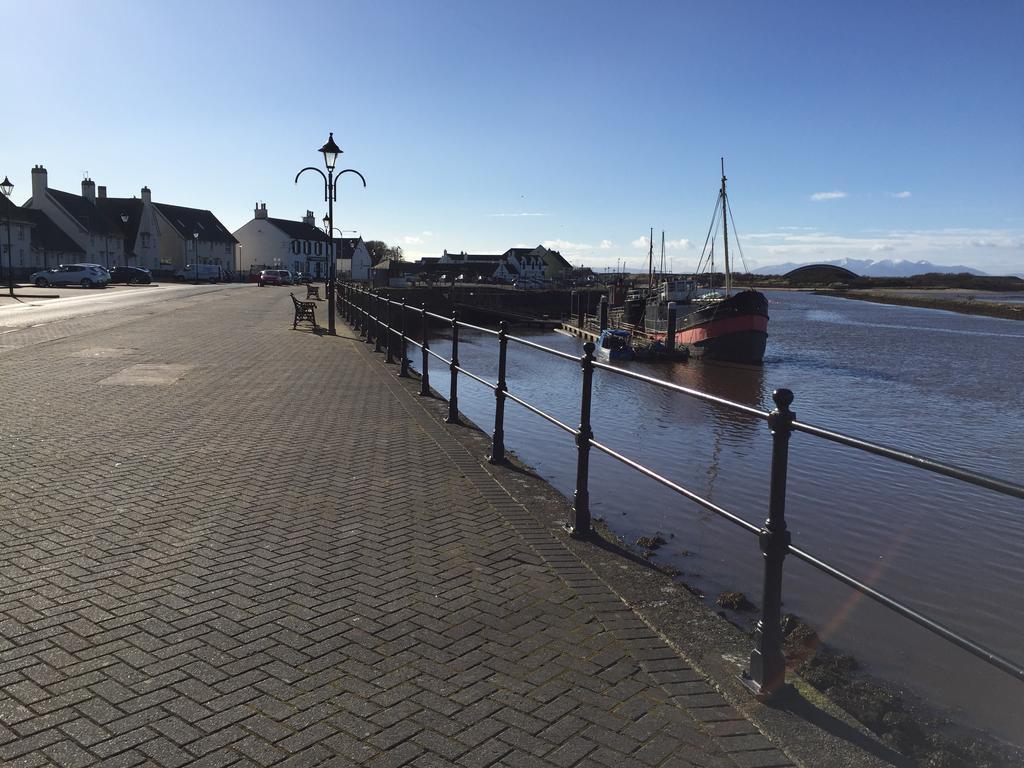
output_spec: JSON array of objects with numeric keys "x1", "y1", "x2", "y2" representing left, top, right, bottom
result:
[{"x1": 0, "y1": 287, "x2": 794, "y2": 767}]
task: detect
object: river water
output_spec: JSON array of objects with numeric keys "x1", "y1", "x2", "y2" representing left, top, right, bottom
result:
[{"x1": 409, "y1": 289, "x2": 1024, "y2": 745}]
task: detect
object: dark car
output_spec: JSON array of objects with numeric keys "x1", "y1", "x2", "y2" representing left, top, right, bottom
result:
[{"x1": 107, "y1": 266, "x2": 153, "y2": 285}]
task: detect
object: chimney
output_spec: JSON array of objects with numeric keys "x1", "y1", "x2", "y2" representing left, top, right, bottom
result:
[
  {"x1": 141, "y1": 186, "x2": 151, "y2": 204},
  {"x1": 98, "y1": 186, "x2": 107, "y2": 199},
  {"x1": 255, "y1": 202, "x2": 268, "y2": 220},
  {"x1": 31, "y1": 164, "x2": 47, "y2": 203},
  {"x1": 82, "y1": 177, "x2": 95, "y2": 203},
  {"x1": 302, "y1": 209, "x2": 315, "y2": 226}
]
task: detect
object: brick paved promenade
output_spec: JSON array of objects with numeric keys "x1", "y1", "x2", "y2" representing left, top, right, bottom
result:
[{"x1": 0, "y1": 287, "x2": 805, "y2": 767}]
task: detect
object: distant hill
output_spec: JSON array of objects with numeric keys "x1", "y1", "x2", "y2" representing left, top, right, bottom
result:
[{"x1": 752, "y1": 258, "x2": 988, "y2": 277}]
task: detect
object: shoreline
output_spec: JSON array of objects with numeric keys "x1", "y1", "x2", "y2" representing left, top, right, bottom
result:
[
  {"x1": 810, "y1": 288, "x2": 1024, "y2": 321},
  {"x1": 398, "y1": 365, "x2": 1023, "y2": 767}
]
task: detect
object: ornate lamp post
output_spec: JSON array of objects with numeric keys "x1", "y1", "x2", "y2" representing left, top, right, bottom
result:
[
  {"x1": 1, "y1": 175, "x2": 14, "y2": 297},
  {"x1": 193, "y1": 231, "x2": 199, "y2": 283},
  {"x1": 296, "y1": 132, "x2": 366, "y2": 335}
]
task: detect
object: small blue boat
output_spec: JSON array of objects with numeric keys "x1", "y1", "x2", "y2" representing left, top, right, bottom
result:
[{"x1": 596, "y1": 329, "x2": 635, "y2": 361}]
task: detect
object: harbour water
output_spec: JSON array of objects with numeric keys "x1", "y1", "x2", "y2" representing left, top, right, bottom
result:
[{"x1": 412, "y1": 289, "x2": 1024, "y2": 745}]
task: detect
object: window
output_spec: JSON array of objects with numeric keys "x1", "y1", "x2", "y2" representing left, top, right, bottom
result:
[
  {"x1": 17, "y1": 225, "x2": 24, "y2": 241},
  {"x1": 141, "y1": 232, "x2": 151, "y2": 248}
]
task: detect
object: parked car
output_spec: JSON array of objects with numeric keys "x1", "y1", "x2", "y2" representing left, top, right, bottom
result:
[
  {"x1": 257, "y1": 269, "x2": 294, "y2": 287},
  {"x1": 30, "y1": 263, "x2": 110, "y2": 288},
  {"x1": 173, "y1": 264, "x2": 224, "y2": 282},
  {"x1": 107, "y1": 266, "x2": 152, "y2": 285},
  {"x1": 292, "y1": 271, "x2": 314, "y2": 284}
]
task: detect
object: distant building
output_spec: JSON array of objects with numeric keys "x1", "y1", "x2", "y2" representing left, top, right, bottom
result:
[
  {"x1": 233, "y1": 203, "x2": 371, "y2": 280},
  {"x1": 434, "y1": 244, "x2": 570, "y2": 284}
]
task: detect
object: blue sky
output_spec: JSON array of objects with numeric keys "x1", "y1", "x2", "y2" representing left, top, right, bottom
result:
[{"x1": 3, "y1": 0, "x2": 1022, "y2": 274}]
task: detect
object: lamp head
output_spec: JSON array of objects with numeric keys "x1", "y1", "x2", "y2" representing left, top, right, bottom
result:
[
  {"x1": 319, "y1": 132, "x2": 343, "y2": 172},
  {"x1": 0, "y1": 176, "x2": 12, "y2": 198}
]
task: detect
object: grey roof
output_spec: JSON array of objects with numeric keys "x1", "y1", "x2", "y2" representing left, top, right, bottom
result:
[
  {"x1": 155, "y1": 202, "x2": 237, "y2": 243},
  {"x1": 265, "y1": 217, "x2": 326, "y2": 242},
  {"x1": 48, "y1": 188, "x2": 123, "y2": 235},
  {"x1": 24, "y1": 209, "x2": 85, "y2": 254}
]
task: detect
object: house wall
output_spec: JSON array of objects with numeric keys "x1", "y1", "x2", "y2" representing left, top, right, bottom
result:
[
  {"x1": 0, "y1": 220, "x2": 32, "y2": 269},
  {"x1": 234, "y1": 219, "x2": 294, "y2": 273},
  {"x1": 351, "y1": 242, "x2": 371, "y2": 281}
]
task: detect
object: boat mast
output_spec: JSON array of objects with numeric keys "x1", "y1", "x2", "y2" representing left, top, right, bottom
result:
[
  {"x1": 721, "y1": 157, "x2": 731, "y2": 296},
  {"x1": 647, "y1": 226, "x2": 654, "y2": 291},
  {"x1": 660, "y1": 231, "x2": 665, "y2": 279}
]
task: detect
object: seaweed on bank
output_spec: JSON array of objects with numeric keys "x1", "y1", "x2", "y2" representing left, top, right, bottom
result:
[{"x1": 781, "y1": 615, "x2": 1023, "y2": 768}]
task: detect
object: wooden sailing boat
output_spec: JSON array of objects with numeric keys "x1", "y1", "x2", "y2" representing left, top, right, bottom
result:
[{"x1": 643, "y1": 160, "x2": 770, "y2": 364}]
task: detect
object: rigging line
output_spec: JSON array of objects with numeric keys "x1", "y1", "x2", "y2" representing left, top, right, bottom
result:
[
  {"x1": 696, "y1": 195, "x2": 721, "y2": 275},
  {"x1": 725, "y1": 194, "x2": 750, "y2": 274}
]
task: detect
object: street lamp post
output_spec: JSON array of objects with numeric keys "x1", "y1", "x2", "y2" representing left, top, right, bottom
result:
[
  {"x1": 296, "y1": 132, "x2": 366, "y2": 335},
  {"x1": 1, "y1": 175, "x2": 15, "y2": 297},
  {"x1": 120, "y1": 213, "x2": 130, "y2": 264},
  {"x1": 193, "y1": 231, "x2": 199, "y2": 284}
]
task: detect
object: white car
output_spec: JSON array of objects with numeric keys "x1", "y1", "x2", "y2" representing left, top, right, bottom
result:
[
  {"x1": 30, "y1": 263, "x2": 111, "y2": 288},
  {"x1": 174, "y1": 264, "x2": 224, "y2": 282}
]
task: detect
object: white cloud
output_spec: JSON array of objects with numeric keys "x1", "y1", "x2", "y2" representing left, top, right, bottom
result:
[
  {"x1": 631, "y1": 236, "x2": 650, "y2": 249},
  {"x1": 888, "y1": 191, "x2": 912, "y2": 199},
  {"x1": 599, "y1": 240, "x2": 613, "y2": 249},
  {"x1": 665, "y1": 238, "x2": 692, "y2": 251},
  {"x1": 810, "y1": 190, "x2": 847, "y2": 201},
  {"x1": 402, "y1": 235, "x2": 423, "y2": 245},
  {"x1": 543, "y1": 239, "x2": 593, "y2": 255},
  {"x1": 870, "y1": 243, "x2": 895, "y2": 252}
]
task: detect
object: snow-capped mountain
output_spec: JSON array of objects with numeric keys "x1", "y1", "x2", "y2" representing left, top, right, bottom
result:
[{"x1": 752, "y1": 258, "x2": 988, "y2": 277}]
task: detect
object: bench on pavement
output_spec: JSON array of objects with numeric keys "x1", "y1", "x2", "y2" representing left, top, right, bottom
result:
[
  {"x1": 290, "y1": 293, "x2": 318, "y2": 329},
  {"x1": 305, "y1": 283, "x2": 321, "y2": 300}
]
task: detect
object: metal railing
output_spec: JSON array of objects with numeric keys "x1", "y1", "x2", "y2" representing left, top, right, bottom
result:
[{"x1": 338, "y1": 283, "x2": 1024, "y2": 697}]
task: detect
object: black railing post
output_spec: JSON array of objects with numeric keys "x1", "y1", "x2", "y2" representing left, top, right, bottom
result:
[
  {"x1": 385, "y1": 298, "x2": 395, "y2": 364},
  {"x1": 420, "y1": 303, "x2": 431, "y2": 396},
  {"x1": 599, "y1": 296, "x2": 608, "y2": 331},
  {"x1": 743, "y1": 388, "x2": 795, "y2": 698},
  {"x1": 568, "y1": 341, "x2": 596, "y2": 538},
  {"x1": 488, "y1": 321, "x2": 509, "y2": 464},
  {"x1": 363, "y1": 290, "x2": 373, "y2": 343},
  {"x1": 666, "y1": 302, "x2": 677, "y2": 352},
  {"x1": 353, "y1": 287, "x2": 362, "y2": 332},
  {"x1": 399, "y1": 300, "x2": 410, "y2": 378},
  {"x1": 374, "y1": 294, "x2": 384, "y2": 353},
  {"x1": 446, "y1": 311, "x2": 460, "y2": 424},
  {"x1": 344, "y1": 284, "x2": 352, "y2": 323}
]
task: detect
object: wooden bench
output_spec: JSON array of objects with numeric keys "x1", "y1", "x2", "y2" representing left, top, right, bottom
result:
[
  {"x1": 305, "y1": 283, "x2": 321, "y2": 300},
  {"x1": 290, "y1": 293, "x2": 318, "y2": 329}
]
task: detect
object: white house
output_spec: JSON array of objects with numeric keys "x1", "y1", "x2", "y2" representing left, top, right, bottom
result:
[
  {"x1": 233, "y1": 203, "x2": 371, "y2": 281},
  {"x1": 25, "y1": 166, "x2": 129, "y2": 268},
  {"x1": 23, "y1": 165, "x2": 236, "y2": 274}
]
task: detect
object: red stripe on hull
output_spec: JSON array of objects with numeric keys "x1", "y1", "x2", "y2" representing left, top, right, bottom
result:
[{"x1": 652, "y1": 314, "x2": 768, "y2": 345}]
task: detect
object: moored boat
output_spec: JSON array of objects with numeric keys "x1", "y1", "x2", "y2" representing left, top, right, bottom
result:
[
  {"x1": 643, "y1": 160, "x2": 769, "y2": 364},
  {"x1": 595, "y1": 328, "x2": 636, "y2": 361}
]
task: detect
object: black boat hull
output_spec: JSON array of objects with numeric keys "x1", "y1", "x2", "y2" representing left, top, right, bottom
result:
[{"x1": 649, "y1": 290, "x2": 769, "y2": 364}]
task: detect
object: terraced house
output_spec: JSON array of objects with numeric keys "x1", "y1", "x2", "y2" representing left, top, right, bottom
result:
[{"x1": 18, "y1": 165, "x2": 236, "y2": 275}]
